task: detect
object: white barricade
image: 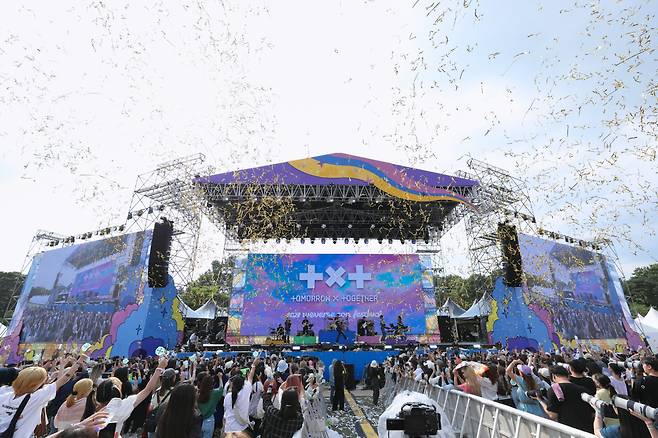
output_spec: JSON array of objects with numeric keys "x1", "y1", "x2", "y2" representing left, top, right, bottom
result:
[{"x1": 383, "y1": 376, "x2": 596, "y2": 438}]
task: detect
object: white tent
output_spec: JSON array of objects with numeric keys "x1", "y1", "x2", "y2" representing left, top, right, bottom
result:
[
  {"x1": 437, "y1": 298, "x2": 466, "y2": 317},
  {"x1": 178, "y1": 298, "x2": 218, "y2": 319},
  {"x1": 0, "y1": 323, "x2": 6, "y2": 338},
  {"x1": 455, "y1": 295, "x2": 492, "y2": 319},
  {"x1": 635, "y1": 307, "x2": 658, "y2": 352}
]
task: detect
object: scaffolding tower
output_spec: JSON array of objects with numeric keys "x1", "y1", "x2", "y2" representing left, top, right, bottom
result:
[
  {"x1": 457, "y1": 158, "x2": 537, "y2": 285},
  {"x1": 124, "y1": 154, "x2": 212, "y2": 290}
]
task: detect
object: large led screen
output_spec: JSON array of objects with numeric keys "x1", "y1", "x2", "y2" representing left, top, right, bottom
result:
[
  {"x1": 11, "y1": 231, "x2": 152, "y2": 344},
  {"x1": 229, "y1": 254, "x2": 436, "y2": 337},
  {"x1": 518, "y1": 233, "x2": 627, "y2": 341}
]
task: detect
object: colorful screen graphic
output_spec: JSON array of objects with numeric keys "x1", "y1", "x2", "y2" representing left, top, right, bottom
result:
[{"x1": 229, "y1": 254, "x2": 436, "y2": 338}]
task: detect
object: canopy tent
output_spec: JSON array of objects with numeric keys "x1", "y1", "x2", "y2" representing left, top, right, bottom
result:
[
  {"x1": 634, "y1": 307, "x2": 658, "y2": 352},
  {"x1": 437, "y1": 298, "x2": 466, "y2": 317},
  {"x1": 0, "y1": 323, "x2": 6, "y2": 338},
  {"x1": 178, "y1": 298, "x2": 218, "y2": 319},
  {"x1": 455, "y1": 295, "x2": 492, "y2": 319}
]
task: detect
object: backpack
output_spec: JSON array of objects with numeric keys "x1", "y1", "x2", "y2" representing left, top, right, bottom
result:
[{"x1": 145, "y1": 390, "x2": 171, "y2": 433}]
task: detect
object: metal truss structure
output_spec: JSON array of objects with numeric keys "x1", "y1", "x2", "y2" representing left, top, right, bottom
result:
[
  {"x1": 125, "y1": 153, "x2": 212, "y2": 290},
  {"x1": 199, "y1": 180, "x2": 474, "y2": 242},
  {"x1": 456, "y1": 158, "x2": 538, "y2": 285},
  {"x1": 2, "y1": 230, "x2": 65, "y2": 324}
]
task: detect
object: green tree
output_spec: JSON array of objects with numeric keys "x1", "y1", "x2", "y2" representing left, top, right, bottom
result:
[
  {"x1": 0, "y1": 271, "x2": 25, "y2": 322},
  {"x1": 624, "y1": 263, "x2": 658, "y2": 316},
  {"x1": 180, "y1": 258, "x2": 234, "y2": 309}
]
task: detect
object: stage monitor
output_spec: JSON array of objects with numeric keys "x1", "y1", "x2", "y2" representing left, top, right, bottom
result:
[
  {"x1": 517, "y1": 233, "x2": 633, "y2": 342},
  {"x1": 228, "y1": 254, "x2": 438, "y2": 342},
  {"x1": 10, "y1": 230, "x2": 153, "y2": 345}
]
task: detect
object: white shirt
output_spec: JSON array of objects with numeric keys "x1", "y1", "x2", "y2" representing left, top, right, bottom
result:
[
  {"x1": 610, "y1": 376, "x2": 628, "y2": 396},
  {"x1": 413, "y1": 367, "x2": 423, "y2": 381},
  {"x1": 248, "y1": 381, "x2": 263, "y2": 418},
  {"x1": 104, "y1": 394, "x2": 139, "y2": 437},
  {"x1": 223, "y1": 380, "x2": 252, "y2": 432},
  {"x1": 480, "y1": 378, "x2": 498, "y2": 400},
  {"x1": 0, "y1": 382, "x2": 57, "y2": 438}
]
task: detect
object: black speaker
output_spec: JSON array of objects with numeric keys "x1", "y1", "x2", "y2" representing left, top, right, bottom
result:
[
  {"x1": 344, "y1": 363, "x2": 356, "y2": 390},
  {"x1": 498, "y1": 223, "x2": 523, "y2": 287},
  {"x1": 148, "y1": 219, "x2": 174, "y2": 288},
  {"x1": 437, "y1": 316, "x2": 455, "y2": 343}
]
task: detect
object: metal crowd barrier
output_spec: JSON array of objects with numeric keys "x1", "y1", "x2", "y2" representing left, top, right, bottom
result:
[{"x1": 382, "y1": 376, "x2": 595, "y2": 438}]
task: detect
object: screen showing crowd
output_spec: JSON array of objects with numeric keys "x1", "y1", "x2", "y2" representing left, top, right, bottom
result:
[
  {"x1": 231, "y1": 253, "x2": 429, "y2": 337},
  {"x1": 17, "y1": 231, "x2": 152, "y2": 344},
  {"x1": 518, "y1": 233, "x2": 626, "y2": 340}
]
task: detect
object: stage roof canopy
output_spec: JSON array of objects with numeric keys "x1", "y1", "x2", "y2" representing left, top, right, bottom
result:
[{"x1": 196, "y1": 153, "x2": 478, "y2": 241}]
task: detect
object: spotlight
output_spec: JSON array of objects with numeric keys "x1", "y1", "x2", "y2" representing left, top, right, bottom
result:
[
  {"x1": 332, "y1": 238, "x2": 337, "y2": 244},
  {"x1": 285, "y1": 238, "x2": 291, "y2": 244},
  {"x1": 377, "y1": 239, "x2": 383, "y2": 244},
  {"x1": 276, "y1": 238, "x2": 281, "y2": 244},
  {"x1": 159, "y1": 205, "x2": 166, "y2": 211},
  {"x1": 118, "y1": 225, "x2": 125, "y2": 232},
  {"x1": 321, "y1": 238, "x2": 326, "y2": 244},
  {"x1": 347, "y1": 224, "x2": 352, "y2": 229},
  {"x1": 327, "y1": 198, "x2": 334, "y2": 203},
  {"x1": 384, "y1": 345, "x2": 392, "y2": 350},
  {"x1": 411, "y1": 239, "x2": 416, "y2": 244},
  {"x1": 400, "y1": 238, "x2": 405, "y2": 244},
  {"x1": 207, "y1": 202, "x2": 213, "y2": 208},
  {"x1": 364, "y1": 239, "x2": 369, "y2": 244},
  {"x1": 310, "y1": 238, "x2": 315, "y2": 244},
  {"x1": 321, "y1": 224, "x2": 326, "y2": 229},
  {"x1": 424, "y1": 239, "x2": 429, "y2": 244},
  {"x1": 137, "y1": 210, "x2": 144, "y2": 217},
  {"x1": 344, "y1": 238, "x2": 349, "y2": 244},
  {"x1": 370, "y1": 224, "x2": 375, "y2": 229},
  {"x1": 127, "y1": 212, "x2": 133, "y2": 220},
  {"x1": 355, "y1": 238, "x2": 360, "y2": 244},
  {"x1": 148, "y1": 207, "x2": 154, "y2": 214},
  {"x1": 388, "y1": 239, "x2": 393, "y2": 244},
  {"x1": 300, "y1": 197, "x2": 306, "y2": 202},
  {"x1": 222, "y1": 197, "x2": 229, "y2": 201}
]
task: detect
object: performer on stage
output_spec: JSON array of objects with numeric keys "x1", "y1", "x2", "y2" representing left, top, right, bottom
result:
[
  {"x1": 335, "y1": 317, "x2": 347, "y2": 343},
  {"x1": 301, "y1": 318, "x2": 314, "y2": 336},
  {"x1": 395, "y1": 314, "x2": 408, "y2": 336},
  {"x1": 276, "y1": 323, "x2": 285, "y2": 341},
  {"x1": 284, "y1": 315, "x2": 292, "y2": 343},
  {"x1": 379, "y1": 314, "x2": 386, "y2": 341}
]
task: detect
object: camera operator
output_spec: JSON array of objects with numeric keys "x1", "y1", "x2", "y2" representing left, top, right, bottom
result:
[
  {"x1": 534, "y1": 365, "x2": 594, "y2": 433},
  {"x1": 632, "y1": 357, "x2": 658, "y2": 410}
]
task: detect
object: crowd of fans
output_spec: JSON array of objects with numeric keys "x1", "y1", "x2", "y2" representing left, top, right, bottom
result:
[
  {"x1": 20, "y1": 308, "x2": 112, "y2": 344},
  {"x1": 548, "y1": 303, "x2": 626, "y2": 340},
  {"x1": 0, "y1": 345, "x2": 655, "y2": 438},
  {"x1": 386, "y1": 347, "x2": 658, "y2": 438},
  {"x1": 0, "y1": 351, "x2": 343, "y2": 438}
]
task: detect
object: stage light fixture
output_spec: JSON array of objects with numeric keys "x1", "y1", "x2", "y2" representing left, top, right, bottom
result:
[
  {"x1": 300, "y1": 197, "x2": 306, "y2": 202},
  {"x1": 370, "y1": 224, "x2": 375, "y2": 229},
  {"x1": 327, "y1": 197, "x2": 334, "y2": 203},
  {"x1": 159, "y1": 205, "x2": 165, "y2": 211},
  {"x1": 388, "y1": 239, "x2": 393, "y2": 244},
  {"x1": 321, "y1": 238, "x2": 326, "y2": 244},
  {"x1": 137, "y1": 210, "x2": 144, "y2": 217},
  {"x1": 310, "y1": 238, "x2": 315, "y2": 244},
  {"x1": 355, "y1": 238, "x2": 360, "y2": 244},
  {"x1": 300, "y1": 238, "x2": 305, "y2": 244},
  {"x1": 377, "y1": 239, "x2": 383, "y2": 244},
  {"x1": 118, "y1": 225, "x2": 125, "y2": 232},
  {"x1": 400, "y1": 239, "x2": 405, "y2": 244},
  {"x1": 424, "y1": 239, "x2": 429, "y2": 244},
  {"x1": 347, "y1": 224, "x2": 352, "y2": 229},
  {"x1": 127, "y1": 212, "x2": 133, "y2": 220},
  {"x1": 296, "y1": 224, "x2": 301, "y2": 229},
  {"x1": 276, "y1": 238, "x2": 281, "y2": 244},
  {"x1": 321, "y1": 224, "x2": 326, "y2": 229},
  {"x1": 332, "y1": 238, "x2": 337, "y2": 244},
  {"x1": 344, "y1": 238, "x2": 349, "y2": 244},
  {"x1": 384, "y1": 345, "x2": 392, "y2": 350},
  {"x1": 148, "y1": 207, "x2": 154, "y2": 214},
  {"x1": 285, "y1": 238, "x2": 291, "y2": 244},
  {"x1": 292, "y1": 346, "x2": 301, "y2": 351},
  {"x1": 411, "y1": 239, "x2": 416, "y2": 244}
]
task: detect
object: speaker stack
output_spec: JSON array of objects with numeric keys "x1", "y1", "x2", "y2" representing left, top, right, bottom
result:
[
  {"x1": 148, "y1": 218, "x2": 174, "y2": 288},
  {"x1": 497, "y1": 223, "x2": 523, "y2": 287}
]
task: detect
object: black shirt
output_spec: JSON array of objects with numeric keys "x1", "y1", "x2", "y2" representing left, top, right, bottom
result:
[
  {"x1": 634, "y1": 375, "x2": 658, "y2": 407},
  {"x1": 546, "y1": 382, "x2": 594, "y2": 433},
  {"x1": 569, "y1": 376, "x2": 596, "y2": 395}
]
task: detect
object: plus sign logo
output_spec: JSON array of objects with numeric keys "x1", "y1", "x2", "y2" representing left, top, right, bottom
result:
[{"x1": 299, "y1": 265, "x2": 372, "y2": 289}]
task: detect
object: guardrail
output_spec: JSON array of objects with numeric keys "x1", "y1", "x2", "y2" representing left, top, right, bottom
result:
[{"x1": 382, "y1": 376, "x2": 596, "y2": 438}]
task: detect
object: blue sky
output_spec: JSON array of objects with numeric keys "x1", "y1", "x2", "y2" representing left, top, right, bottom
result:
[{"x1": 0, "y1": 0, "x2": 655, "y2": 278}]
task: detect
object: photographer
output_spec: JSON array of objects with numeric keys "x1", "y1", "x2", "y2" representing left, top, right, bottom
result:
[
  {"x1": 535, "y1": 365, "x2": 594, "y2": 433},
  {"x1": 261, "y1": 382, "x2": 303, "y2": 438}
]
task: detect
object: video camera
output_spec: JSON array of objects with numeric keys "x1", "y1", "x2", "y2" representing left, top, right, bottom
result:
[{"x1": 386, "y1": 402, "x2": 441, "y2": 437}]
